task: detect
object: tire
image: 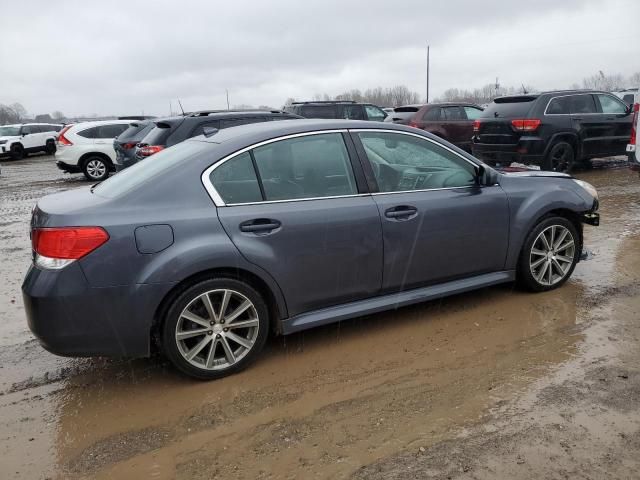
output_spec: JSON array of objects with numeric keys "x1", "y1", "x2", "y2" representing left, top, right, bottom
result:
[
  {"x1": 543, "y1": 142, "x2": 575, "y2": 173},
  {"x1": 162, "y1": 278, "x2": 269, "y2": 380},
  {"x1": 45, "y1": 140, "x2": 56, "y2": 155},
  {"x1": 10, "y1": 144, "x2": 24, "y2": 160},
  {"x1": 82, "y1": 156, "x2": 110, "y2": 181},
  {"x1": 517, "y1": 216, "x2": 580, "y2": 292}
]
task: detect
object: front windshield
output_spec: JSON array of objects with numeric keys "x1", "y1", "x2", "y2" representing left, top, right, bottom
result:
[{"x1": 0, "y1": 126, "x2": 20, "y2": 136}]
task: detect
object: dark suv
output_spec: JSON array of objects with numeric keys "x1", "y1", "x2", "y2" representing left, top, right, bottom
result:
[
  {"x1": 472, "y1": 90, "x2": 633, "y2": 172},
  {"x1": 113, "y1": 120, "x2": 155, "y2": 171},
  {"x1": 131, "y1": 110, "x2": 301, "y2": 166},
  {"x1": 386, "y1": 103, "x2": 483, "y2": 152},
  {"x1": 284, "y1": 101, "x2": 387, "y2": 122}
]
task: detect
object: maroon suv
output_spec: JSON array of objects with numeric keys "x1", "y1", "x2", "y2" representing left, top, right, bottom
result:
[{"x1": 388, "y1": 103, "x2": 484, "y2": 152}]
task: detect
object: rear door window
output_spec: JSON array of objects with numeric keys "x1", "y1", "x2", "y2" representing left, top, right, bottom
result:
[
  {"x1": 209, "y1": 152, "x2": 263, "y2": 204},
  {"x1": 442, "y1": 106, "x2": 465, "y2": 120},
  {"x1": 569, "y1": 95, "x2": 597, "y2": 114},
  {"x1": 595, "y1": 94, "x2": 627, "y2": 114},
  {"x1": 96, "y1": 124, "x2": 129, "y2": 138},
  {"x1": 252, "y1": 133, "x2": 358, "y2": 201},
  {"x1": 423, "y1": 108, "x2": 442, "y2": 121},
  {"x1": 343, "y1": 105, "x2": 365, "y2": 120},
  {"x1": 77, "y1": 126, "x2": 98, "y2": 138}
]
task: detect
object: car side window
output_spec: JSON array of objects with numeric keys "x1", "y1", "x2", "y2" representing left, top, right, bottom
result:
[
  {"x1": 77, "y1": 127, "x2": 98, "y2": 138},
  {"x1": 422, "y1": 108, "x2": 441, "y2": 121},
  {"x1": 209, "y1": 152, "x2": 263, "y2": 204},
  {"x1": 546, "y1": 96, "x2": 571, "y2": 115},
  {"x1": 252, "y1": 133, "x2": 358, "y2": 201},
  {"x1": 364, "y1": 105, "x2": 387, "y2": 122},
  {"x1": 357, "y1": 132, "x2": 476, "y2": 192},
  {"x1": 569, "y1": 95, "x2": 597, "y2": 114},
  {"x1": 342, "y1": 105, "x2": 365, "y2": 120},
  {"x1": 443, "y1": 106, "x2": 464, "y2": 120},
  {"x1": 463, "y1": 106, "x2": 483, "y2": 120},
  {"x1": 21, "y1": 125, "x2": 34, "y2": 135},
  {"x1": 300, "y1": 105, "x2": 337, "y2": 119},
  {"x1": 596, "y1": 94, "x2": 627, "y2": 114},
  {"x1": 96, "y1": 124, "x2": 128, "y2": 138}
]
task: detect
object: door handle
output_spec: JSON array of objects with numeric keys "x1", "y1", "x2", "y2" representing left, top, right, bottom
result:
[
  {"x1": 239, "y1": 218, "x2": 281, "y2": 233},
  {"x1": 384, "y1": 206, "x2": 418, "y2": 220}
]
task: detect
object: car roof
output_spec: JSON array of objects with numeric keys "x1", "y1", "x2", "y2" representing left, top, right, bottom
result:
[{"x1": 191, "y1": 118, "x2": 423, "y2": 146}]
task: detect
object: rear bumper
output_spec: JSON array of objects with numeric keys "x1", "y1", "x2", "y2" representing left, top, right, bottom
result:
[
  {"x1": 114, "y1": 155, "x2": 137, "y2": 172},
  {"x1": 22, "y1": 263, "x2": 175, "y2": 357},
  {"x1": 627, "y1": 145, "x2": 640, "y2": 171},
  {"x1": 56, "y1": 160, "x2": 81, "y2": 173},
  {"x1": 472, "y1": 138, "x2": 545, "y2": 166}
]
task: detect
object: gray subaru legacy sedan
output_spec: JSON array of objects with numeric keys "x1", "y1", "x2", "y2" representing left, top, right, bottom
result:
[{"x1": 22, "y1": 119, "x2": 600, "y2": 379}]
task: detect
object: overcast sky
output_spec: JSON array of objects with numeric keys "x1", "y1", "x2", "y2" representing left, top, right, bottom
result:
[{"x1": 1, "y1": 0, "x2": 638, "y2": 116}]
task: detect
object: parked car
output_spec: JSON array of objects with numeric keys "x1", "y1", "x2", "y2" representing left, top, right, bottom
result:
[
  {"x1": 131, "y1": 110, "x2": 301, "y2": 165},
  {"x1": 113, "y1": 120, "x2": 155, "y2": 172},
  {"x1": 384, "y1": 105, "x2": 422, "y2": 125},
  {"x1": 54, "y1": 120, "x2": 133, "y2": 181},
  {"x1": 23, "y1": 119, "x2": 600, "y2": 380},
  {"x1": 472, "y1": 90, "x2": 633, "y2": 172},
  {"x1": 284, "y1": 101, "x2": 388, "y2": 122},
  {"x1": 0, "y1": 123, "x2": 63, "y2": 159},
  {"x1": 613, "y1": 88, "x2": 638, "y2": 107},
  {"x1": 388, "y1": 103, "x2": 484, "y2": 152},
  {"x1": 628, "y1": 100, "x2": 639, "y2": 172}
]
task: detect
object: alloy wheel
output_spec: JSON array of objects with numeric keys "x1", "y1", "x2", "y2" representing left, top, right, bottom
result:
[
  {"x1": 175, "y1": 289, "x2": 260, "y2": 371},
  {"x1": 550, "y1": 145, "x2": 572, "y2": 172},
  {"x1": 529, "y1": 225, "x2": 575, "y2": 286},
  {"x1": 86, "y1": 159, "x2": 106, "y2": 179}
]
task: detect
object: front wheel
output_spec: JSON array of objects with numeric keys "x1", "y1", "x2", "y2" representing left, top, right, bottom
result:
[
  {"x1": 162, "y1": 278, "x2": 269, "y2": 380},
  {"x1": 45, "y1": 140, "x2": 56, "y2": 155},
  {"x1": 10, "y1": 144, "x2": 24, "y2": 160},
  {"x1": 82, "y1": 156, "x2": 109, "y2": 181},
  {"x1": 517, "y1": 216, "x2": 580, "y2": 292}
]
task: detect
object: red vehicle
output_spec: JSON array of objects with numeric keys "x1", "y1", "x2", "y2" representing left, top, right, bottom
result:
[{"x1": 387, "y1": 103, "x2": 484, "y2": 152}]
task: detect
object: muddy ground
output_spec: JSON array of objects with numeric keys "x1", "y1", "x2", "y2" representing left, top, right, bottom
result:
[{"x1": 0, "y1": 154, "x2": 639, "y2": 480}]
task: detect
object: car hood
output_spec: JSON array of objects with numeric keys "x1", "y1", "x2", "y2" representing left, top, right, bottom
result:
[{"x1": 0, "y1": 135, "x2": 19, "y2": 142}]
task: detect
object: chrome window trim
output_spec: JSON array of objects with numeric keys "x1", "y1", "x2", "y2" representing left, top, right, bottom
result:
[
  {"x1": 202, "y1": 129, "x2": 351, "y2": 206},
  {"x1": 201, "y1": 128, "x2": 483, "y2": 207},
  {"x1": 543, "y1": 92, "x2": 626, "y2": 116}
]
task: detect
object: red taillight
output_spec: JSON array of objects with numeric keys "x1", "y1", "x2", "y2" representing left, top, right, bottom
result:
[
  {"x1": 137, "y1": 145, "x2": 165, "y2": 157},
  {"x1": 630, "y1": 103, "x2": 639, "y2": 145},
  {"x1": 32, "y1": 227, "x2": 109, "y2": 259},
  {"x1": 408, "y1": 120, "x2": 419, "y2": 128},
  {"x1": 57, "y1": 125, "x2": 74, "y2": 146},
  {"x1": 123, "y1": 142, "x2": 137, "y2": 150},
  {"x1": 473, "y1": 120, "x2": 481, "y2": 133},
  {"x1": 511, "y1": 119, "x2": 541, "y2": 132}
]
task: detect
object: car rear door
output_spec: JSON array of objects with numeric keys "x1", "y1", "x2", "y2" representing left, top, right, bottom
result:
[
  {"x1": 211, "y1": 131, "x2": 383, "y2": 317},
  {"x1": 352, "y1": 129, "x2": 509, "y2": 292},
  {"x1": 569, "y1": 94, "x2": 606, "y2": 157},
  {"x1": 594, "y1": 93, "x2": 633, "y2": 156}
]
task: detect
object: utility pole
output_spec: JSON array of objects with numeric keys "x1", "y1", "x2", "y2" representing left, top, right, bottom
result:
[
  {"x1": 426, "y1": 44, "x2": 430, "y2": 104},
  {"x1": 226, "y1": 89, "x2": 230, "y2": 110}
]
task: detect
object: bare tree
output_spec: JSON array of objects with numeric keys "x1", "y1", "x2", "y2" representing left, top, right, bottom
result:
[
  {"x1": 51, "y1": 110, "x2": 65, "y2": 121},
  {"x1": 628, "y1": 72, "x2": 640, "y2": 88},
  {"x1": 582, "y1": 71, "x2": 625, "y2": 91}
]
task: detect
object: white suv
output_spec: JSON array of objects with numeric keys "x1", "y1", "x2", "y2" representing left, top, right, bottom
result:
[
  {"x1": 0, "y1": 123, "x2": 63, "y2": 159},
  {"x1": 55, "y1": 120, "x2": 131, "y2": 181}
]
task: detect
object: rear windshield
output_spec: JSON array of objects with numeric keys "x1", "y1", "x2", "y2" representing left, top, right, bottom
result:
[
  {"x1": 299, "y1": 105, "x2": 338, "y2": 119},
  {"x1": 117, "y1": 122, "x2": 153, "y2": 142},
  {"x1": 480, "y1": 97, "x2": 536, "y2": 118},
  {"x1": 140, "y1": 120, "x2": 182, "y2": 146},
  {"x1": 394, "y1": 106, "x2": 421, "y2": 113},
  {"x1": 93, "y1": 141, "x2": 209, "y2": 198}
]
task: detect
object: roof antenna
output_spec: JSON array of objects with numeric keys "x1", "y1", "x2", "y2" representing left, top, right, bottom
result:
[{"x1": 177, "y1": 99, "x2": 185, "y2": 116}]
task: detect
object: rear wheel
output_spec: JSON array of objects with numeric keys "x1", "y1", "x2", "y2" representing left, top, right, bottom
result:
[
  {"x1": 82, "y1": 156, "x2": 109, "y2": 181},
  {"x1": 45, "y1": 140, "x2": 56, "y2": 155},
  {"x1": 517, "y1": 216, "x2": 580, "y2": 292},
  {"x1": 10, "y1": 144, "x2": 24, "y2": 160},
  {"x1": 162, "y1": 278, "x2": 269, "y2": 380},
  {"x1": 543, "y1": 142, "x2": 575, "y2": 173}
]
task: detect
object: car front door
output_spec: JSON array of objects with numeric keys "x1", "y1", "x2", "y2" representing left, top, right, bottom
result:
[
  {"x1": 20, "y1": 125, "x2": 37, "y2": 149},
  {"x1": 352, "y1": 129, "x2": 509, "y2": 293},
  {"x1": 211, "y1": 131, "x2": 383, "y2": 316},
  {"x1": 569, "y1": 94, "x2": 606, "y2": 158},
  {"x1": 594, "y1": 93, "x2": 633, "y2": 156}
]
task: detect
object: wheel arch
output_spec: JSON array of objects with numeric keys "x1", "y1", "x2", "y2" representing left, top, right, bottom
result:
[
  {"x1": 79, "y1": 151, "x2": 113, "y2": 169},
  {"x1": 150, "y1": 266, "x2": 285, "y2": 351},
  {"x1": 543, "y1": 132, "x2": 580, "y2": 159}
]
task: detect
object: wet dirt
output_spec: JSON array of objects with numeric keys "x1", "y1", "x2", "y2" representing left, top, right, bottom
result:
[{"x1": 0, "y1": 156, "x2": 639, "y2": 479}]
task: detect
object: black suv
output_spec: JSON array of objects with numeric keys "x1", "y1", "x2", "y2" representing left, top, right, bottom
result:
[
  {"x1": 130, "y1": 110, "x2": 301, "y2": 167},
  {"x1": 284, "y1": 101, "x2": 388, "y2": 122},
  {"x1": 471, "y1": 90, "x2": 633, "y2": 172}
]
